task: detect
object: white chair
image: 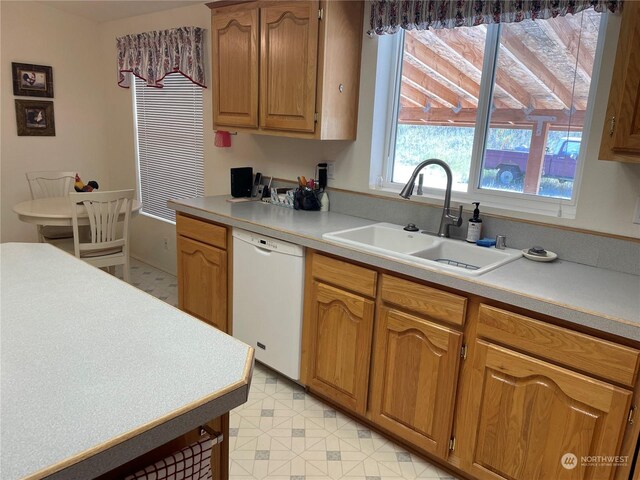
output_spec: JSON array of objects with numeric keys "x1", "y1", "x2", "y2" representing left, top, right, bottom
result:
[
  {"x1": 69, "y1": 190, "x2": 134, "y2": 283},
  {"x1": 26, "y1": 170, "x2": 76, "y2": 198},
  {"x1": 26, "y1": 171, "x2": 77, "y2": 242}
]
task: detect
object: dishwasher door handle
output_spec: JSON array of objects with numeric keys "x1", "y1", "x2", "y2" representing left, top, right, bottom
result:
[{"x1": 253, "y1": 245, "x2": 273, "y2": 255}]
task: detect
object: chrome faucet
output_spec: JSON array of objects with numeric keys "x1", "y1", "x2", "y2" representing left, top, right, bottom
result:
[{"x1": 399, "y1": 159, "x2": 463, "y2": 238}]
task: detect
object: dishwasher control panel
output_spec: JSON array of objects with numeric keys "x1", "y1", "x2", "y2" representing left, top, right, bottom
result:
[
  {"x1": 233, "y1": 229, "x2": 303, "y2": 257},
  {"x1": 255, "y1": 236, "x2": 279, "y2": 250}
]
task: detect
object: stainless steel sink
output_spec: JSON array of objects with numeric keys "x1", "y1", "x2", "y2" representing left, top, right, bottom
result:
[{"x1": 322, "y1": 222, "x2": 522, "y2": 276}]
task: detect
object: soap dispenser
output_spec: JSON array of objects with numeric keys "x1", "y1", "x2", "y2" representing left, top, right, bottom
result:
[{"x1": 466, "y1": 202, "x2": 483, "y2": 243}]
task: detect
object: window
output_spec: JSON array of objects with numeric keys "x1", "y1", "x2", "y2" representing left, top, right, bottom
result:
[
  {"x1": 133, "y1": 74, "x2": 204, "y2": 223},
  {"x1": 382, "y1": 10, "x2": 605, "y2": 216}
]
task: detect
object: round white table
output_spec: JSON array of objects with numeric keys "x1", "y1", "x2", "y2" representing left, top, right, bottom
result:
[{"x1": 13, "y1": 196, "x2": 142, "y2": 227}]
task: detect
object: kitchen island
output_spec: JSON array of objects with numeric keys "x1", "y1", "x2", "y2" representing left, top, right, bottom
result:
[{"x1": 0, "y1": 243, "x2": 253, "y2": 480}]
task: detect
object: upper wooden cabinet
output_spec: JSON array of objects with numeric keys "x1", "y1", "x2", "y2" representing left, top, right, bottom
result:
[
  {"x1": 260, "y1": 2, "x2": 318, "y2": 132},
  {"x1": 211, "y1": 7, "x2": 259, "y2": 128},
  {"x1": 599, "y1": 3, "x2": 640, "y2": 163},
  {"x1": 209, "y1": 0, "x2": 364, "y2": 140}
]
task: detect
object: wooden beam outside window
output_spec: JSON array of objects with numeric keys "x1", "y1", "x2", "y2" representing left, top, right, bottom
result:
[
  {"x1": 398, "y1": 107, "x2": 585, "y2": 127},
  {"x1": 402, "y1": 61, "x2": 473, "y2": 109},
  {"x1": 537, "y1": 19, "x2": 594, "y2": 89},
  {"x1": 523, "y1": 122, "x2": 551, "y2": 194},
  {"x1": 399, "y1": 80, "x2": 431, "y2": 107},
  {"x1": 404, "y1": 33, "x2": 481, "y2": 104},
  {"x1": 432, "y1": 28, "x2": 532, "y2": 109},
  {"x1": 499, "y1": 28, "x2": 576, "y2": 109}
]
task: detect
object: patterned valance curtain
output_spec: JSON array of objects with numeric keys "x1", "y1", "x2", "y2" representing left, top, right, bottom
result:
[
  {"x1": 369, "y1": 0, "x2": 623, "y2": 34},
  {"x1": 117, "y1": 27, "x2": 205, "y2": 88}
]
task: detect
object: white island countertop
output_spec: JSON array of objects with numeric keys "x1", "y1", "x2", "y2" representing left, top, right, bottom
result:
[
  {"x1": 169, "y1": 196, "x2": 640, "y2": 342},
  {"x1": 0, "y1": 243, "x2": 253, "y2": 480}
]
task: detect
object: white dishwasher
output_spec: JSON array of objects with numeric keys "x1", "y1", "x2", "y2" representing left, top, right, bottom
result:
[{"x1": 232, "y1": 229, "x2": 305, "y2": 380}]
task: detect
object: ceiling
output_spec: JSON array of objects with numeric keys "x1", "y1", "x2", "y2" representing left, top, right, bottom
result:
[
  {"x1": 43, "y1": 1, "x2": 204, "y2": 23},
  {"x1": 398, "y1": 10, "x2": 600, "y2": 129}
]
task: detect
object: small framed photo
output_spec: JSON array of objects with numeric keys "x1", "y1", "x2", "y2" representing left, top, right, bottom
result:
[
  {"x1": 15, "y1": 99, "x2": 56, "y2": 136},
  {"x1": 12, "y1": 62, "x2": 54, "y2": 98}
]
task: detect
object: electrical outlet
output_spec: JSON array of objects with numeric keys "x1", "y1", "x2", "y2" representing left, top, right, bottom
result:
[
  {"x1": 326, "y1": 162, "x2": 335, "y2": 180},
  {"x1": 633, "y1": 197, "x2": 640, "y2": 225},
  {"x1": 163, "y1": 238, "x2": 169, "y2": 250}
]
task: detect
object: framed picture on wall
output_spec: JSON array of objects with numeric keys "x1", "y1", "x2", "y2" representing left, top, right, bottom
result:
[
  {"x1": 12, "y1": 62, "x2": 54, "y2": 98},
  {"x1": 15, "y1": 99, "x2": 56, "y2": 136}
]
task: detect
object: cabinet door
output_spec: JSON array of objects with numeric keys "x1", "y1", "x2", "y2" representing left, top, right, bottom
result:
[
  {"x1": 611, "y1": 6, "x2": 640, "y2": 155},
  {"x1": 211, "y1": 7, "x2": 258, "y2": 128},
  {"x1": 305, "y1": 281, "x2": 374, "y2": 414},
  {"x1": 177, "y1": 236, "x2": 227, "y2": 332},
  {"x1": 457, "y1": 340, "x2": 632, "y2": 480},
  {"x1": 370, "y1": 306, "x2": 462, "y2": 458},
  {"x1": 599, "y1": 2, "x2": 640, "y2": 162},
  {"x1": 260, "y1": 1, "x2": 319, "y2": 132}
]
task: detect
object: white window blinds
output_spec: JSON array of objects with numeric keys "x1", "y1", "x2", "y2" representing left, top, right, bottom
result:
[{"x1": 134, "y1": 74, "x2": 204, "y2": 222}]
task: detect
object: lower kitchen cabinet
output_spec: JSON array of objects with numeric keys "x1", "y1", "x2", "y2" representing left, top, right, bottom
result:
[
  {"x1": 303, "y1": 280, "x2": 375, "y2": 415},
  {"x1": 369, "y1": 304, "x2": 462, "y2": 458},
  {"x1": 299, "y1": 251, "x2": 638, "y2": 480},
  {"x1": 301, "y1": 252, "x2": 377, "y2": 415},
  {"x1": 177, "y1": 235, "x2": 227, "y2": 332},
  {"x1": 369, "y1": 274, "x2": 466, "y2": 458},
  {"x1": 456, "y1": 340, "x2": 633, "y2": 480}
]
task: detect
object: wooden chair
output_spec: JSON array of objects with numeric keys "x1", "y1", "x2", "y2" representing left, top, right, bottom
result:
[
  {"x1": 69, "y1": 190, "x2": 134, "y2": 283},
  {"x1": 26, "y1": 171, "x2": 76, "y2": 242}
]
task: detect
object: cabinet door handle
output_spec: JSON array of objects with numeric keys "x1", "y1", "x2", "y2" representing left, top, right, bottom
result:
[{"x1": 609, "y1": 116, "x2": 616, "y2": 137}]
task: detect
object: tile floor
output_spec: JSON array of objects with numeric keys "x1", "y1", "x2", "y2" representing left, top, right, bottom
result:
[
  {"x1": 127, "y1": 258, "x2": 460, "y2": 480},
  {"x1": 127, "y1": 258, "x2": 179, "y2": 307}
]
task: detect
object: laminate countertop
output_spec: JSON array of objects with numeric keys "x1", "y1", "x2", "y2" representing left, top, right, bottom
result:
[
  {"x1": 0, "y1": 243, "x2": 253, "y2": 480},
  {"x1": 169, "y1": 196, "x2": 640, "y2": 342}
]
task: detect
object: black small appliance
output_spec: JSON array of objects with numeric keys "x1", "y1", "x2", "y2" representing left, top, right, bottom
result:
[{"x1": 230, "y1": 167, "x2": 253, "y2": 198}]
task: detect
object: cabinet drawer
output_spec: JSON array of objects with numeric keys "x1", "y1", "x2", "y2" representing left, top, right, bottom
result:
[
  {"x1": 477, "y1": 304, "x2": 640, "y2": 387},
  {"x1": 380, "y1": 275, "x2": 467, "y2": 327},
  {"x1": 176, "y1": 214, "x2": 227, "y2": 250},
  {"x1": 311, "y1": 253, "x2": 376, "y2": 297}
]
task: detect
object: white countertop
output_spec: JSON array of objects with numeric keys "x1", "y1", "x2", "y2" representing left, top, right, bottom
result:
[
  {"x1": 169, "y1": 196, "x2": 640, "y2": 342},
  {"x1": 0, "y1": 243, "x2": 253, "y2": 480}
]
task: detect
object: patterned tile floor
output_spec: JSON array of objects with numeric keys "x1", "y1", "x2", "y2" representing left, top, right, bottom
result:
[
  {"x1": 127, "y1": 258, "x2": 460, "y2": 480},
  {"x1": 126, "y1": 258, "x2": 179, "y2": 307}
]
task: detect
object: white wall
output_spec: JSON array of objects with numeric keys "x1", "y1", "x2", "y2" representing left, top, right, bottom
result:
[
  {"x1": 0, "y1": 1, "x2": 109, "y2": 243},
  {"x1": 2, "y1": 2, "x2": 637, "y2": 274}
]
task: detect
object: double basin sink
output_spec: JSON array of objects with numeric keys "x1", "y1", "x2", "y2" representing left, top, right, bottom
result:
[{"x1": 322, "y1": 222, "x2": 522, "y2": 276}]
